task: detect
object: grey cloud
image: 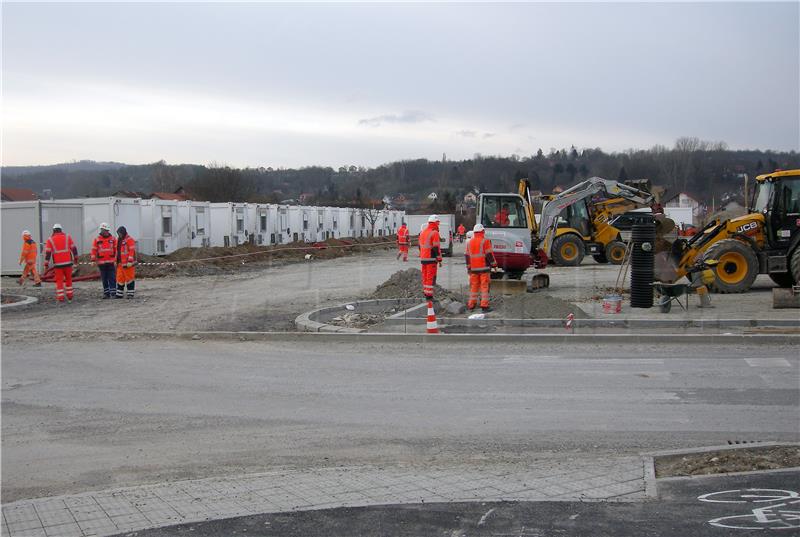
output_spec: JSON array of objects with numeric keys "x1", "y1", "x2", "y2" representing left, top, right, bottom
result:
[
  {"x1": 509, "y1": 123, "x2": 526, "y2": 131},
  {"x1": 359, "y1": 110, "x2": 434, "y2": 127},
  {"x1": 483, "y1": 132, "x2": 495, "y2": 139},
  {"x1": 455, "y1": 130, "x2": 477, "y2": 138}
]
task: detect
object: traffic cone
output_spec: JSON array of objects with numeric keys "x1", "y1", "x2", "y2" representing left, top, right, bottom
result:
[{"x1": 426, "y1": 300, "x2": 439, "y2": 334}]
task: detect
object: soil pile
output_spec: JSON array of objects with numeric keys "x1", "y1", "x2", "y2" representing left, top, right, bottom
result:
[
  {"x1": 482, "y1": 292, "x2": 588, "y2": 319},
  {"x1": 369, "y1": 268, "x2": 460, "y2": 301},
  {"x1": 74, "y1": 237, "x2": 395, "y2": 278},
  {"x1": 369, "y1": 269, "x2": 587, "y2": 319},
  {"x1": 656, "y1": 445, "x2": 800, "y2": 478}
]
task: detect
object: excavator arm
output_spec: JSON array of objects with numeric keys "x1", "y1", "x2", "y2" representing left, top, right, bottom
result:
[{"x1": 539, "y1": 177, "x2": 654, "y2": 258}]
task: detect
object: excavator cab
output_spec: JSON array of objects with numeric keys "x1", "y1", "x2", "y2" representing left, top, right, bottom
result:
[{"x1": 477, "y1": 193, "x2": 533, "y2": 278}]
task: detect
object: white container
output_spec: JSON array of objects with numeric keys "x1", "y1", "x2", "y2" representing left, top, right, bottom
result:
[
  {"x1": 138, "y1": 199, "x2": 188, "y2": 255},
  {"x1": 187, "y1": 201, "x2": 211, "y2": 247},
  {"x1": 1, "y1": 201, "x2": 41, "y2": 275}
]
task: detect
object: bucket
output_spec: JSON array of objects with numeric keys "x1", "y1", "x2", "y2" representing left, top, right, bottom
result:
[{"x1": 602, "y1": 295, "x2": 622, "y2": 314}]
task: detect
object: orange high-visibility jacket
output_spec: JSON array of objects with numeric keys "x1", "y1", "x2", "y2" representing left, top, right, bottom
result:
[
  {"x1": 45, "y1": 232, "x2": 77, "y2": 267},
  {"x1": 397, "y1": 226, "x2": 409, "y2": 245},
  {"x1": 91, "y1": 235, "x2": 117, "y2": 265},
  {"x1": 465, "y1": 233, "x2": 497, "y2": 272},
  {"x1": 419, "y1": 224, "x2": 441, "y2": 264},
  {"x1": 117, "y1": 235, "x2": 136, "y2": 265},
  {"x1": 19, "y1": 239, "x2": 37, "y2": 264}
]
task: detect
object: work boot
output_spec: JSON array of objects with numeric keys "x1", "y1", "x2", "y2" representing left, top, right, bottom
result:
[
  {"x1": 17, "y1": 278, "x2": 23, "y2": 286},
  {"x1": 481, "y1": 306, "x2": 493, "y2": 313},
  {"x1": 34, "y1": 282, "x2": 41, "y2": 287}
]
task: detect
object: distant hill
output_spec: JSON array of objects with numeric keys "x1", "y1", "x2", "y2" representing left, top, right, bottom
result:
[{"x1": 3, "y1": 160, "x2": 128, "y2": 176}]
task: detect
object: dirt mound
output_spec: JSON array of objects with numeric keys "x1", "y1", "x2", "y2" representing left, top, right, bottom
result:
[
  {"x1": 369, "y1": 268, "x2": 460, "y2": 301},
  {"x1": 369, "y1": 269, "x2": 586, "y2": 319},
  {"x1": 482, "y1": 292, "x2": 588, "y2": 319},
  {"x1": 75, "y1": 237, "x2": 395, "y2": 279}
]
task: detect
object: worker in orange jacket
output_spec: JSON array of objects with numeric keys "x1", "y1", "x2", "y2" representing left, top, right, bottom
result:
[
  {"x1": 115, "y1": 226, "x2": 137, "y2": 299},
  {"x1": 91, "y1": 223, "x2": 117, "y2": 298},
  {"x1": 18, "y1": 230, "x2": 42, "y2": 287},
  {"x1": 44, "y1": 224, "x2": 78, "y2": 303},
  {"x1": 465, "y1": 224, "x2": 497, "y2": 312},
  {"x1": 456, "y1": 223, "x2": 466, "y2": 243},
  {"x1": 419, "y1": 215, "x2": 443, "y2": 299},
  {"x1": 396, "y1": 222, "x2": 410, "y2": 262}
]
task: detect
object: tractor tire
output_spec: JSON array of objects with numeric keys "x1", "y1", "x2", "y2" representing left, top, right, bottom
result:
[
  {"x1": 791, "y1": 247, "x2": 800, "y2": 283},
  {"x1": 769, "y1": 272, "x2": 795, "y2": 288},
  {"x1": 703, "y1": 239, "x2": 759, "y2": 293},
  {"x1": 551, "y1": 234, "x2": 585, "y2": 266},
  {"x1": 605, "y1": 240, "x2": 627, "y2": 265},
  {"x1": 592, "y1": 254, "x2": 608, "y2": 264}
]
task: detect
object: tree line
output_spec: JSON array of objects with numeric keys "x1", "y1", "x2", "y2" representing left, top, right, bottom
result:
[{"x1": 3, "y1": 138, "x2": 797, "y2": 207}]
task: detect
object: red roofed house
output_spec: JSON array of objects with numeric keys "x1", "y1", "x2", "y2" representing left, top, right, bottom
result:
[{"x1": 1, "y1": 188, "x2": 39, "y2": 202}]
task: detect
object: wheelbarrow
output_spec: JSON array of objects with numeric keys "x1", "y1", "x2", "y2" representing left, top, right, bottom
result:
[{"x1": 651, "y1": 282, "x2": 690, "y2": 313}]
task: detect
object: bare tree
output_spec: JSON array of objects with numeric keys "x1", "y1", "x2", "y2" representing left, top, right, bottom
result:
[{"x1": 360, "y1": 207, "x2": 382, "y2": 237}]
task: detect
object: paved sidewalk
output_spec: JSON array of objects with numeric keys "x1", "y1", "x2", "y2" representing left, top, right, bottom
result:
[{"x1": 2, "y1": 456, "x2": 647, "y2": 537}]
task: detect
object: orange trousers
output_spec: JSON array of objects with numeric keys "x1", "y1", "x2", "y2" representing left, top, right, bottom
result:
[
  {"x1": 116, "y1": 265, "x2": 136, "y2": 298},
  {"x1": 397, "y1": 244, "x2": 409, "y2": 261},
  {"x1": 20, "y1": 262, "x2": 41, "y2": 285},
  {"x1": 421, "y1": 263, "x2": 438, "y2": 299},
  {"x1": 468, "y1": 271, "x2": 490, "y2": 309},
  {"x1": 53, "y1": 266, "x2": 73, "y2": 301}
]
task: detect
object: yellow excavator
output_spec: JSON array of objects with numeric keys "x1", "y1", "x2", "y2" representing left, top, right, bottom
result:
[
  {"x1": 477, "y1": 176, "x2": 661, "y2": 285},
  {"x1": 659, "y1": 168, "x2": 800, "y2": 292}
]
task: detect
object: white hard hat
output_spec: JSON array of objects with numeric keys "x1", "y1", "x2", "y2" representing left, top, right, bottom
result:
[
  {"x1": 52, "y1": 223, "x2": 63, "y2": 230},
  {"x1": 427, "y1": 214, "x2": 440, "y2": 223},
  {"x1": 99, "y1": 222, "x2": 110, "y2": 232},
  {"x1": 473, "y1": 224, "x2": 485, "y2": 233},
  {"x1": 22, "y1": 230, "x2": 31, "y2": 237},
  {"x1": 466, "y1": 231, "x2": 474, "y2": 240}
]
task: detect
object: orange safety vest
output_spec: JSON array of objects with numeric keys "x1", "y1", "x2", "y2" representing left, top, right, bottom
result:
[
  {"x1": 19, "y1": 240, "x2": 37, "y2": 264},
  {"x1": 397, "y1": 226, "x2": 409, "y2": 245},
  {"x1": 92, "y1": 235, "x2": 117, "y2": 264},
  {"x1": 117, "y1": 235, "x2": 136, "y2": 265},
  {"x1": 419, "y1": 224, "x2": 441, "y2": 264},
  {"x1": 45, "y1": 232, "x2": 76, "y2": 267},
  {"x1": 466, "y1": 234, "x2": 496, "y2": 272}
]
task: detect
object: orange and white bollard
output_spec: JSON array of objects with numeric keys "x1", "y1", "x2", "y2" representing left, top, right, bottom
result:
[
  {"x1": 426, "y1": 300, "x2": 439, "y2": 334},
  {"x1": 565, "y1": 312, "x2": 574, "y2": 333}
]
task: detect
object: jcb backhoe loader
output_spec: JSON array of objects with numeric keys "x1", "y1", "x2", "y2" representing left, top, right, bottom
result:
[{"x1": 660, "y1": 169, "x2": 800, "y2": 293}]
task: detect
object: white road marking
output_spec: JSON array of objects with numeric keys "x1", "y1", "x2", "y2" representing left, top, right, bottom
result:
[
  {"x1": 745, "y1": 358, "x2": 792, "y2": 368},
  {"x1": 478, "y1": 507, "x2": 496, "y2": 526}
]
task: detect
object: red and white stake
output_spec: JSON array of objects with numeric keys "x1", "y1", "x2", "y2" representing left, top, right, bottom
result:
[{"x1": 565, "y1": 313, "x2": 574, "y2": 333}]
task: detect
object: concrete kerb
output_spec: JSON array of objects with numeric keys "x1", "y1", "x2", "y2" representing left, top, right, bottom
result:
[
  {"x1": 640, "y1": 442, "x2": 800, "y2": 499},
  {"x1": 2, "y1": 328, "x2": 799, "y2": 345},
  {"x1": 0, "y1": 294, "x2": 38, "y2": 309},
  {"x1": 300, "y1": 300, "x2": 800, "y2": 332},
  {"x1": 295, "y1": 298, "x2": 420, "y2": 333}
]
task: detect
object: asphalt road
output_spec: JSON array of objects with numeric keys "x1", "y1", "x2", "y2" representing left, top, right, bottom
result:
[{"x1": 2, "y1": 339, "x2": 798, "y2": 502}]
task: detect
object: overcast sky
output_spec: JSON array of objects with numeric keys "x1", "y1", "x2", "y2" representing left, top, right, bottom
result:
[{"x1": 2, "y1": 2, "x2": 798, "y2": 168}]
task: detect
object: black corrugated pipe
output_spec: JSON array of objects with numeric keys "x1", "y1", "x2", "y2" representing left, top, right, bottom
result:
[{"x1": 630, "y1": 223, "x2": 655, "y2": 308}]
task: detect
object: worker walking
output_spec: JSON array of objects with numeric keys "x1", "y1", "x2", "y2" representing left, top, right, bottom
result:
[
  {"x1": 419, "y1": 215, "x2": 442, "y2": 299},
  {"x1": 456, "y1": 223, "x2": 466, "y2": 243},
  {"x1": 465, "y1": 224, "x2": 497, "y2": 312},
  {"x1": 18, "y1": 230, "x2": 42, "y2": 287},
  {"x1": 91, "y1": 223, "x2": 117, "y2": 298},
  {"x1": 44, "y1": 224, "x2": 78, "y2": 303},
  {"x1": 396, "y1": 222, "x2": 410, "y2": 261},
  {"x1": 115, "y1": 226, "x2": 137, "y2": 299}
]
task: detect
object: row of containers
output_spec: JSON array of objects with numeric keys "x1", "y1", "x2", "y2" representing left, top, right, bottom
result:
[{"x1": 1, "y1": 197, "x2": 406, "y2": 275}]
